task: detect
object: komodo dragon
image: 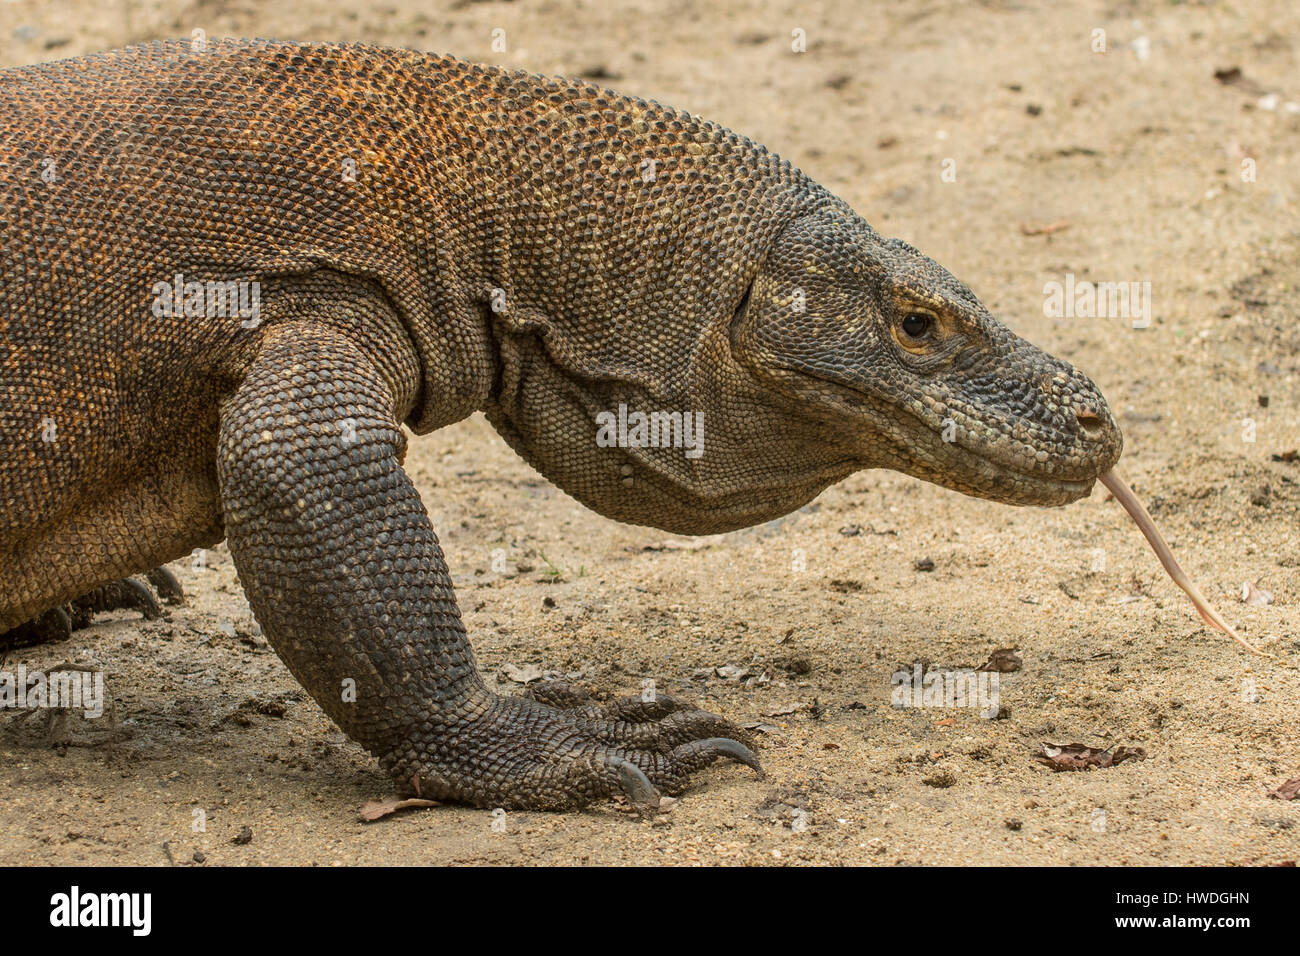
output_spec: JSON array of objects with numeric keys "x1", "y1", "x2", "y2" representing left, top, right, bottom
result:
[{"x1": 0, "y1": 39, "x2": 1124, "y2": 810}]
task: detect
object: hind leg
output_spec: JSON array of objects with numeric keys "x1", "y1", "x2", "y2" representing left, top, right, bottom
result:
[
  {"x1": 0, "y1": 607, "x2": 74, "y2": 650},
  {"x1": 69, "y1": 568, "x2": 184, "y2": 625},
  {"x1": 0, "y1": 568, "x2": 185, "y2": 649}
]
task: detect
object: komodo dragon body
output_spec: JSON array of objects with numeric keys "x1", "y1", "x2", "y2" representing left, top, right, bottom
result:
[{"x1": 0, "y1": 39, "x2": 1122, "y2": 809}]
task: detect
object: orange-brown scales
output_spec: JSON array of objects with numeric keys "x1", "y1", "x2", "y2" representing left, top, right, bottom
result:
[{"x1": 0, "y1": 40, "x2": 1119, "y2": 809}]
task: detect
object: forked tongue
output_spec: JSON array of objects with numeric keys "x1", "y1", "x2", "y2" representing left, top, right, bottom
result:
[{"x1": 1099, "y1": 469, "x2": 1273, "y2": 658}]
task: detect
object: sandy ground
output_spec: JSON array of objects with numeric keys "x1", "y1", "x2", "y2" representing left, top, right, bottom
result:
[{"x1": 2, "y1": 0, "x2": 1298, "y2": 866}]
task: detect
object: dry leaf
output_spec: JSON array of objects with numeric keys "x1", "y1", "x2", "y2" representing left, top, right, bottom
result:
[
  {"x1": 498, "y1": 662, "x2": 544, "y2": 684},
  {"x1": 1268, "y1": 777, "x2": 1300, "y2": 800},
  {"x1": 359, "y1": 797, "x2": 441, "y2": 821},
  {"x1": 1020, "y1": 219, "x2": 1070, "y2": 236},
  {"x1": 1036, "y1": 742, "x2": 1146, "y2": 771}
]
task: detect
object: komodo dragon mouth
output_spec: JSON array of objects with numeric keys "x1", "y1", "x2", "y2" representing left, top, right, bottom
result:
[{"x1": 780, "y1": 366, "x2": 1107, "y2": 500}]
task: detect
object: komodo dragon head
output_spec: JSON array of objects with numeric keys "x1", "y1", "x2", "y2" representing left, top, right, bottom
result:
[
  {"x1": 489, "y1": 200, "x2": 1123, "y2": 535},
  {"x1": 728, "y1": 203, "x2": 1125, "y2": 511}
]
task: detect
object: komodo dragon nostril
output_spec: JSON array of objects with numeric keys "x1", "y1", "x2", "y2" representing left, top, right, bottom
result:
[{"x1": 1075, "y1": 407, "x2": 1105, "y2": 437}]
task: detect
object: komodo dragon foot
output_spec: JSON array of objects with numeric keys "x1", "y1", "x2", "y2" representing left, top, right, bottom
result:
[
  {"x1": 386, "y1": 682, "x2": 762, "y2": 810},
  {"x1": 0, "y1": 568, "x2": 184, "y2": 649}
]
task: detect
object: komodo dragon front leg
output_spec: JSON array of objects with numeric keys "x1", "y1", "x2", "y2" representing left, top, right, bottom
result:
[{"x1": 218, "y1": 324, "x2": 759, "y2": 810}]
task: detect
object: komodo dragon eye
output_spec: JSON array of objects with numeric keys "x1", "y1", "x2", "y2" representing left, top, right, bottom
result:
[
  {"x1": 900, "y1": 313, "x2": 932, "y2": 339},
  {"x1": 893, "y1": 310, "x2": 938, "y2": 353}
]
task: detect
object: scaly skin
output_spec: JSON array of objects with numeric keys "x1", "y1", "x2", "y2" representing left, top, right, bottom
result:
[{"x1": 0, "y1": 39, "x2": 1122, "y2": 809}]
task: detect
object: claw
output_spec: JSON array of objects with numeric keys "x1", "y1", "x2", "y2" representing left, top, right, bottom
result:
[
  {"x1": 118, "y1": 577, "x2": 165, "y2": 620},
  {"x1": 607, "y1": 755, "x2": 660, "y2": 807},
  {"x1": 146, "y1": 566, "x2": 185, "y2": 605},
  {"x1": 673, "y1": 737, "x2": 766, "y2": 779},
  {"x1": 71, "y1": 577, "x2": 164, "y2": 621},
  {"x1": 0, "y1": 606, "x2": 72, "y2": 650}
]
